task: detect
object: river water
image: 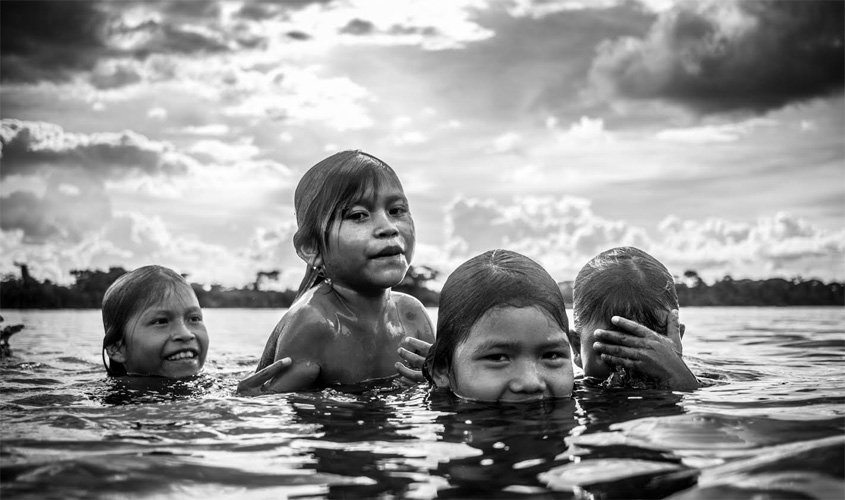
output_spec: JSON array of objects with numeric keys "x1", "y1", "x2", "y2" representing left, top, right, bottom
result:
[{"x1": 1, "y1": 307, "x2": 843, "y2": 499}]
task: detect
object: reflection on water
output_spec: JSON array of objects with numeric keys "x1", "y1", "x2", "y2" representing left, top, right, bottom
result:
[{"x1": 1, "y1": 307, "x2": 843, "y2": 499}]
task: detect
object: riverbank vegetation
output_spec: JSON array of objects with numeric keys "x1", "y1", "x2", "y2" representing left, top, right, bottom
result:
[{"x1": 1, "y1": 264, "x2": 841, "y2": 309}]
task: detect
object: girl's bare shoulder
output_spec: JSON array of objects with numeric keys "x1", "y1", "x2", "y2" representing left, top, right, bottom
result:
[
  {"x1": 391, "y1": 292, "x2": 435, "y2": 342},
  {"x1": 275, "y1": 297, "x2": 338, "y2": 344}
]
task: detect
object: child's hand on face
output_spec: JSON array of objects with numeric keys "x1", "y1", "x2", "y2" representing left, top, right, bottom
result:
[
  {"x1": 237, "y1": 357, "x2": 293, "y2": 396},
  {"x1": 592, "y1": 310, "x2": 699, "y2": 391},
  {"x1": 395, "y1": 336, "x2": 432, "y2": 385}
]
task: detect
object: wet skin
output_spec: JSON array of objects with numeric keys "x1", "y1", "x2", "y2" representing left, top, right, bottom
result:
[
  {"x1": 434, "y1": 306, "x2": 574, "y2": 403},
  {"x1": 108, "y1": 286, "x2": 209, "y2": 379},
  {"x1": 255, "y1": 184, "x2": 435, "y2": 392},
  {"x1": 573, "y1": 310, "x2": 698, "y2": 390}
]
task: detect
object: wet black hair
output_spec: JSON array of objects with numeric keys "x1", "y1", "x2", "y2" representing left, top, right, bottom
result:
[{"x1": 573, "y1": 246, "x2": 678, "y2": 335}]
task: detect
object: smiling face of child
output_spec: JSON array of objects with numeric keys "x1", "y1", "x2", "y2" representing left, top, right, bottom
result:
[
  {"x1": 323, "y1": 178, "x2": 415, "y2": 294},
  {"x1": 436, "y1": 306, "x2": 574, "y2": 403},
  {"x1": 110, "y1": 284, "x2": 209, "y2": 378}
]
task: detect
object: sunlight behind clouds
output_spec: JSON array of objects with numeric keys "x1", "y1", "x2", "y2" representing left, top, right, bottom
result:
[{"x1": 1, "y1": 0, "x2": 841, "y2": 288}]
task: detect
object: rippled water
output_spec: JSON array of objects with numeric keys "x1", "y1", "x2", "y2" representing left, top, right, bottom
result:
[{"x1": 1, "y1": 307, "x2": 843, "y2": 499}]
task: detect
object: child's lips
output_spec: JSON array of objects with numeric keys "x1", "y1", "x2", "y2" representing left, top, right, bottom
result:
[
  {"x1": 164, "y1": 348, "x2": 199, "y2": 361},
  {"x1": 371, "y1": 245, "x2": 403, "y2": 259}
]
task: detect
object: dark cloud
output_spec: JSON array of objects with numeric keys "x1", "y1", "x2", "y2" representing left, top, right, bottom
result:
[
  {"x1": 341, "y1": 19, "x2": 376, "y2": 36},
  {"x1": 0, "y1": 191, "x2": 59, "y2": 242},
  {"x1": 590, "y1": 0, "x2": 845, "y2": 114},
  {"x1": 286, "y1": 31, "x2": 311, "y2": 41},
  {"x1": 2, "y1": 0, "x2": 234, "y2": 86},
  {"x1": 161, "y1": 0, "x2": 220, "y2": 19},
  {"x1": 0, "y1": 169, "x2": 112, "y2": 243},
  {"x1": 1, "y1": 120, "x2": 191, "y2": 179},
  {"x1": 132, "y1": 24, "x2": 231, "y2": 57},
  {"x1": 237, "y1": 2, "x2": 285, "y2": 21},
  {"x1": 89, "y1": 64, "x2": 142, "y2": 90},
  {"x1": 1, "y1": 0, "x2": 112, "y2": 83}
]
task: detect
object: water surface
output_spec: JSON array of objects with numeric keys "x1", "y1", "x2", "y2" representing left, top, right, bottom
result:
[{"x1": 1, "y1": 307, "x2": 843, "y2": 499}]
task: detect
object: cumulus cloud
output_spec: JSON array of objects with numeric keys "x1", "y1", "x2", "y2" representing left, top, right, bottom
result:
[
  {"x1": 0, "y1": 119, "x2": 197, "y2": 179},
  {"x1": 0, "y1": 209, "x2": 300, "y2": 288},
  {"x1": 589, "y1": 0, "x2": 845, "y2": 114},
  {"x1": 221, "y1": 66, "x2": 375, "y2": 131},
  {"x1": 557, "y1": 116, "x2": 614, "y2": 146},
  {"x1": 656, "y1": 117, "x2": 776, "y2": 144},
  {"x1": 0, "y1": 0, "x2": 242, "y2": 86},
  {"x1": 439, "y1": 196, "x2": 845, "y2": 284},
  {"x1": 0, "y1": 168, "x2": 112, "y2": 243},
  {"x1": 443, "y1": 196, "x2": 649, "y2": 281},
  {"x1": 657, "y1": 211, "x2": 845, "y2": 278},
  {"x1": 281, "y1": 0, "x2": 494, "y2": 50},
  {"x1": 1, "y1": 0, "x2": 493, "y2": 86}
]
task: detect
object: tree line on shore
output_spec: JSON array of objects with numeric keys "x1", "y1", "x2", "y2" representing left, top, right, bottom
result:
[{"x1": 0, "y1": 264, "x2": 842, "y2": 309}]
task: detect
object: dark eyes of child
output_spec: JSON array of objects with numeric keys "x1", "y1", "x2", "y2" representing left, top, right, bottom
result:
[
  {"x1": 344, "y1": 211, "x2": 367, "y2": 221},
  {"x1": 389, "y1": 205, "x2": 409, "y2": 216},
  {"x1": 543, "y1": 351, "x2": 568, "y2": 361},
  {"x1": 149, "y1": 315, "x2": 202, "y2": 325},
  {"x1": 482, "y1": 352, "x2": 567, "y2": 363}
]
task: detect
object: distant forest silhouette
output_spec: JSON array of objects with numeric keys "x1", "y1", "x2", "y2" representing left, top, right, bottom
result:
[{"x1": 0, "y1": 264, "x2": 842, "y2": 309}]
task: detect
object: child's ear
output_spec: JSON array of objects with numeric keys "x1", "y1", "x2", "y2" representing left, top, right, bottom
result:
[
  {"x1": 296, "y1": 243, "x2": 323, "y2": 269},
  {"x1": 567, "y1": 330, "x2": 583, "y2": 368},
  {"x1": 106, "y1": 342, "x2": 127, "y2": 363},
  {"x1": 431, "y1": 362, "x2": 452, "y2": 389}
]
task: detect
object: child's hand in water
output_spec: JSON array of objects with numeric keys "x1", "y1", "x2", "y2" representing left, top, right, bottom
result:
[
  {"x1": 237, "y1": 357, "x2": 293, "y2": 396},
  {"x1": 395, "y1": 336, "x2": 432, "y2": 385},
  {"x1": 593, "y1": 310, "x2": 699, "y2": 391}
]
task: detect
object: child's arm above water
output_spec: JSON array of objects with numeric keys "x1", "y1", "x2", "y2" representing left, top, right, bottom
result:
[
  {"x1": 241, "y1": 307, "x2": 331, "y2": 395},
  {"x1": 592, "y1": 310, "x2": 699, "y2": 391},
  {"x1": 392, "y1": 293, "x2": 435, "y2": 384},
  {"x1": 237, "y1": 357, "x2": 293, "y2": 395}
]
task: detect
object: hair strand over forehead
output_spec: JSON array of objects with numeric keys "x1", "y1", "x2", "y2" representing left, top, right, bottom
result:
[
  {"x1": 291, "y1": 150, "x2": 403, "y2": 300},
  {"x1": 422, "y1": 249, "x2": 568, "y2": 384}
]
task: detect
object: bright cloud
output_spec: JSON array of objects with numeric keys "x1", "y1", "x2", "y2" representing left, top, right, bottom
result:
[
  {"x1": 656, "y1": 117, "x2": 777, "y2": 144},
  {"x1": 438, "y1": 196, "x2": 845, "y2": 284}
]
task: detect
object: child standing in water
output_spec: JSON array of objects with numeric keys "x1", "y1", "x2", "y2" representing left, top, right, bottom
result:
[
  {"x1": 569, "y1": 246, "x2": 699, "y2": 390},
  {"x1": 253, "y1": 150, "x2": 435, "y2": 393},
  {"x1": 422, "y1": 249, "x2": 574, "y2": 403},
  {"x1": 102, "y1": 265, "x2": 209, "y2": 378}
]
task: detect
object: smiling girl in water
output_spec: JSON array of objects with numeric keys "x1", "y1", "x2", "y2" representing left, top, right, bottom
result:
[
  {"x1": 422, "y1": 249, "x2": 574, "y2": 403},
  {"x1": 102, "y1": 265, "x2": 209, "y2": 378},
  {"x1": 252, "y1": 150, "x2": 435, "y2": 393}
]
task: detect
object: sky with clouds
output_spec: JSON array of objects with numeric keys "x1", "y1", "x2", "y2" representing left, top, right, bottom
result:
[{"x1": 1, "y1": 0, "x2": 843, "y2": 290}]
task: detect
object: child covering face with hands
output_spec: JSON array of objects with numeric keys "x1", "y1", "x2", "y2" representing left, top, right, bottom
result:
[{"x1": 570, "y1": 246, "x2": 699, "y2": 390}]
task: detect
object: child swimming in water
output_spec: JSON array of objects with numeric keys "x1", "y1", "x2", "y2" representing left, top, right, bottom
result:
[
  {"x1": 422, "y1": 249, "x2": 574, "y2": 403},
  {"x1": 102, "y1": 265, "x2": 209, "y2": 378},
  {"x1": 102, "y1": 264, "x2": 290, "y2": 393},
  {"x1": 570, "y1": 246, "x2": 699, "y2": 390},
  {"x1": 252, "y1": 150, "x2": 435, "y2": 393}
]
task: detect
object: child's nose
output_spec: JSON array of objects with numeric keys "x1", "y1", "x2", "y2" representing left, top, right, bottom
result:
[
  {"x1": 509, "y1": 362, "x2": 547, "y2": 393},
  {"x1": 373, "y1": 210, "x2": 399, "y2": 238},
  {"x1": 171, "y1": 320, "x2": 196, "y2": 341}
]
